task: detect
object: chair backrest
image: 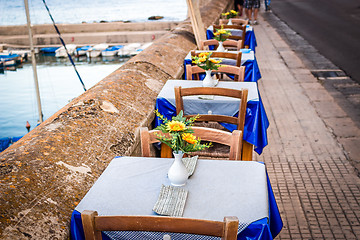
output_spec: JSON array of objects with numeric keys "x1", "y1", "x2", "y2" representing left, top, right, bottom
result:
[
  {"x1": 140, "y1": 126, "x2": 243, "y2": 160},
  {"x1": 175, "y1": 86, "x2": 248, "y2": 132},
  {"x1": 81, "y1": 210, "x2": 239, "y2": 240},
  {"x1": 219, "y1": 18, "x2": 249, "y2": 26},
  {"x1": 200, "y1": 39, "x2": 243, "y2": 51},
  {"x1": 213, "y1": 24, "x2": 246, "y2": 42},
  {"x1": 186, "y1": 64, "x2": 245, "y2": 82},
  {"x1": 223, "y1": 39, "x2": 244, "y2": 50}
]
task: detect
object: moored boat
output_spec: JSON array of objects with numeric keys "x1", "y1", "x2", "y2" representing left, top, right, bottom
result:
[
  {"x1": 86, "y1": 43, "x2": 108, "y2": 58},
  {"x1": 118, "y1": 43, "x2": 142, "y2": 57},
  {"x1": 40, "y1": 47, "x2": 59, "y2": 55},
  {"x1": 55, "y1": 44, "x2": 77, "y2": 58},
  {"x1": 75, "y1": 45, "x2": 92, "y2": 57},
  {"x1": 130, "y1": 42, "x2": 153, "y2": 56},
  {"x1": 0, "y1": 53, "x2": 22, "y2": 66},
  {"x1": 101, "y1": 45, "x2": 124, "y2": 57}
]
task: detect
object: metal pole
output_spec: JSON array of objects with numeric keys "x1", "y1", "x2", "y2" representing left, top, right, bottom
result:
[{"x1": 24, "y1": 0, "x2": 43, "y2": 123}]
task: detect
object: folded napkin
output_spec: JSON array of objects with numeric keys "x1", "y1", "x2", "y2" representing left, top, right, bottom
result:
[
  {"x1": 182, "y1": 155, "x2": 198, "y2": 177},
  {"x1": 153, "y1": 185, "x2": 188, "y2": 217},
  {"x1": 240, "y1": 48, "x2": 251, "y2": 53}
]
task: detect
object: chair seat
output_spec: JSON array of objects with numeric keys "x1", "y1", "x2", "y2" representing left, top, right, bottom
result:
[{"x1": 188, "y1": 142, "x2": 230, "y2": 159}]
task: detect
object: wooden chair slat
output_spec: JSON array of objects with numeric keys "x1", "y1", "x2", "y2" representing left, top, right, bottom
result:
[
  {"x1": 82, "y1": 211, "x2": 239, "y2": 240},
  {"x1": 140, "y1": 126, "x2": 243, "y2": 160}
]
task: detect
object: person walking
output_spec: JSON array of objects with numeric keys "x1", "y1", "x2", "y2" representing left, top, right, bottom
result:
[
  {"x1": 244, "y1": 0, "x2": 260, "y2": 25},
  {"x1": 265, "y1": 0, "x2": 271, "y2": 11}
]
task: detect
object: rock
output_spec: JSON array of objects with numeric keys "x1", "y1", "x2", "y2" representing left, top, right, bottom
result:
[{"x1": 148, "y1": 16, "x2": 164, "y2": 20}]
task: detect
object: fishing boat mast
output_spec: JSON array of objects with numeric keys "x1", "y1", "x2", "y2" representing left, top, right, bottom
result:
[{"x1": 24, "y1": 0, "x2": 43, "y2": 123}]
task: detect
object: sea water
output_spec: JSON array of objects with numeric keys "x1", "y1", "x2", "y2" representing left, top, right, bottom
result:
[
  {"x1": 0, "y1": 0, "x2": 187, "y2": 25},
  {"x1": 0, "y1": 0, "x2": 188, "y2": 139},
  {"x1": 0, "y1": 57, "x2": 130, "y2": 138}
]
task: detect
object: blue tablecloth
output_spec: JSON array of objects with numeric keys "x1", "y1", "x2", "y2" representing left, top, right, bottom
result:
[
  {"x1": 206, "y1": 25, "x2": 257, "y2": 51},
  {"x1": 184, "y1": 50, "x2": 261, "y2": 82},
  {"x1": 70, "y1": 161, "x2": 282, "y2": 240}
]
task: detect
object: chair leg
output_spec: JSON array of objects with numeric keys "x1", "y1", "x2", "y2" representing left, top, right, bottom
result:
[
  {"x1": 242, "y1": 141, "x2": 253, "y2": 161},
  {"x1": 161, "y1": 143, "x2": 173, "y2": 158}
]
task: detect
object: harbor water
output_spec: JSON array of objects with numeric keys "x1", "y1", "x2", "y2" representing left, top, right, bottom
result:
[
  {"x1": 0, "y1": 56, "x2": 129, "y2": 138},
  {"x1": 0, "y1": 0, "x2": 188, "y2": 142}
]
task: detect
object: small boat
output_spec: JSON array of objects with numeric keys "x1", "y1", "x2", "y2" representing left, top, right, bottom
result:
[
  {"x1": 118, "y1": 43, "x2": 142, "y2": 57},
  {"x1": 75, "y1": 45, "x2": 92, "y2": 57},
  {"x1": 40, "y1": 47, "x2": 59, "y2": 55},
  {"x1": 86, "y1": 43, "x2": 108, "y2": 58},
  {"x1": 55, "y1": 44, "x2": 77, "y2": 58},
  {"x1": 0, "y1": 53, "x2": 22, "y2": 66},
  {"x1": 10, "y1": 50, "x2": 31, "y2": 60},
  {"x1": 130, "y1": 42, "x2": 153, "y2": 55},
  {"x1": 101, "y1": 45, "x2": 124, "y2": 57}
]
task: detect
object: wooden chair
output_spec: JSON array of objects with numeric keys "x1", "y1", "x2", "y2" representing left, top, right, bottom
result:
[
  {"x1": 219, "y1": 18, "x2": 249, "y2": 26},
  {"x1": 186, "y1": 64, "x2": 245, "y2": 82},
  {"x1": 140, "y1": 126, "x2": 243, "y2": 160},
  {"x1": 175, "y1": 86, "x2": 248, "y2": 132},
  {"x1": 200, "y1": 39, "x2": 244, "y2": 51},
  {"x1": 81, "y1": 210, "x2": 239, "y2": 240},
  {"x1": 213, "y1": 24, "x2": 246, "y2": 44}
]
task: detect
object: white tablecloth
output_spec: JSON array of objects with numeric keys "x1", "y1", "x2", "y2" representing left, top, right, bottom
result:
[
  {"x1": 157, "y1": 80, "x2": 258, "y2": 118},
  {"x1": 75, "y1": 156, "x2": 269, "y2": 224}
]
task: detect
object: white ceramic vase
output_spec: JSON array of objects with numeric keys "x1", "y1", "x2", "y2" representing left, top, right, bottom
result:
[
  {"x1": 168, "y1": 151, "x2": 188, "y2": 186},
  {"x1": 228, "y1": 18, "x2": 233, "y2": 25},
  {"x1": 202, "y1": 70, "x2": 216, "y2": 87},
  {"x1": 217, "y1": 41, "x2": 225, "y2": 52}
]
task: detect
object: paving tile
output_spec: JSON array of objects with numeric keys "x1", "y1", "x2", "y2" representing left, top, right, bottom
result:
[
  {"x1": 254, "y1": 13, "x2": 360, "y2": 240},
  {"x1": 323, "y1": 117, "x2": 360, "y2": 138}
]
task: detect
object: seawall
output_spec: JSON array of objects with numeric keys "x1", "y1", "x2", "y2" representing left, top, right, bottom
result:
[
  {"x1": 0, "y1": 21, "x2": 180, "y2": 47},
  {"x1": 0, "y1": 0, "x2": 233, "y2": 239}
]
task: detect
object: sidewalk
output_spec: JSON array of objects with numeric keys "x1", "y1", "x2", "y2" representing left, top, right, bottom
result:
[{"x1": 253, "y1": 13, "x2": 360, "y2": 239}]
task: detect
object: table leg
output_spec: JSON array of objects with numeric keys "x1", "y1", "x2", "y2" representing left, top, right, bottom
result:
[
  {"x1": 160, "y1": 143, "x2": 173, "y2": 158},
  {"x1": 242, "y1": 141, "x2": 253, "y2": 161}
]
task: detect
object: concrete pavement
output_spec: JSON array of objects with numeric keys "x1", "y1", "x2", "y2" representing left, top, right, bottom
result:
[{"x1": 253, "y1": 11, "x2": 360, "y2": 239}]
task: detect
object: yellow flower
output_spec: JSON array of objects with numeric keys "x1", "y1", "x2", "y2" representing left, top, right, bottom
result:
[
  {"x1": 224, "y1": 12, "x2": 229, "y2": 16},
  {"x1": 198, "y1": 52, "x2": 209, "y2": 58},
  {"x1": 230, "y1": 10, "x2": 237, "y2": 14},
  {"x1": 198, "y1": 57, "x2": 207, "y2": 63},
  {"x1": 182, "y1": 133, "x2": 197, "y2": 144},
  {"x1": 166, "y1": 121, "x2": 186, "y2": 131},
  {"x1": 210, "y1": 58, "x2": 221, "y2": 64},
  {"x1": 218, "y1": 29, "x2": 227, "y2": 34}
]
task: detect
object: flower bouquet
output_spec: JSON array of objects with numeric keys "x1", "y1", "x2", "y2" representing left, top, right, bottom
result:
[
  {"x1": 154, "y1": 110, "x2": 211, "y2": 186},
  {"x1": 154, "y1": 110, "x2": 211, "y2": 154},
  {"x1": 222, "y1": 10, "x2": 238, "y2": 25},
  {"x1": 191, "y1": 52, "x2": 222, "y2": 87},
  {"x1": 213, "y1": 26, "x2": 232, "y2": 50},
  {"x1": 222, "y1": 10, "x2": 238, "y2": 19},
  {"x1": 191, "y1": 52, "x2": 222, "y2": 71}
]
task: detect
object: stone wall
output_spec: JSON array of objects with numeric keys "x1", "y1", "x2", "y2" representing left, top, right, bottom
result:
[
  {"x1": 0, "y1": 0, "x2": 232, "y2": 239},
  {"x1": 0, "y1": 21, "x2": 180, "y2": 47}
]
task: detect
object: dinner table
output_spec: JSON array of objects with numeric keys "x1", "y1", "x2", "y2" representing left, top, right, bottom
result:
[
  {"x1": 155, "y1": 80, "x2": 269, "y2": 160},
  {"x1": 184, "y1": 49, "x2": 261, "y2": 83},
  {"x1": 70, "y1": 156, "x2": 283, "y2": 240},
  {"x1": 207, "y1": 25, "x2": 257, "y2": 51}
]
